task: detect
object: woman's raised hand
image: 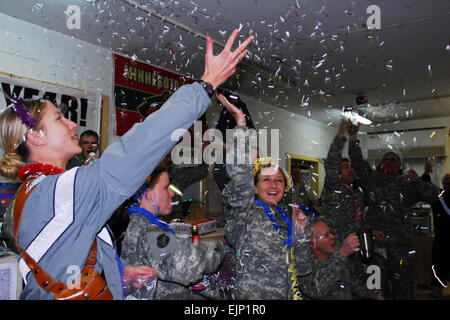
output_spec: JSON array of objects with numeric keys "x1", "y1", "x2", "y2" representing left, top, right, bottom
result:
[
  {"x1": 201, "y1": 29, "x2": 254, "y2": 90},
  {"x1": 217, "y1": 93, "x2": 246, "y2": 127}
]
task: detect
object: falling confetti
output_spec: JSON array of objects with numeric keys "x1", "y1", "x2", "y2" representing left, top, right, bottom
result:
[
  {"x1": 314, "y1": 21, "x2": 322, "y2": 30},
  {"x1": 82, "y1": 80, "x2": 87, "y2": 96}
]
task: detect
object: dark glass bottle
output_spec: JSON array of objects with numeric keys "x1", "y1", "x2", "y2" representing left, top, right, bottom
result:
[
  {"x1": 191, "y1": 224, "x2": 200, "y2": 243},
  {"x1": 359, "y1": 228, "x2": 373, "y2": 263}
]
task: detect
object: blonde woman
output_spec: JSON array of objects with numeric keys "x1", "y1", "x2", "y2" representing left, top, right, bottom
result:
[{"x1": 0, "y1": 30, "x2": 253, "y2": 299}]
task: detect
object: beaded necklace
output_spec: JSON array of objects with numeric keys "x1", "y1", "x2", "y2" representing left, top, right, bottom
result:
[
  {"x1": 18, "y1": 163, "x2": 65, "y2": 181},
  {"x1": 254, "y1": 199, "x2": 303, "y2": 300}
]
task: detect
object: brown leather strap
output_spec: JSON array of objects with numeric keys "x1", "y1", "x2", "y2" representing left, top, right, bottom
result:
[
  {"x1": 81, "y1": 239, "x2": 97, "y2": 276},
  {"x1": 12, "y1": 175, "x2": 38, "y2": 238},
  {"x1": 12, "y1": 175, "x2": 98, "y2": 295}
]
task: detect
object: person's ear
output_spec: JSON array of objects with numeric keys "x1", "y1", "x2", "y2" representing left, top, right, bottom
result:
[
  {"x1": 144, "y1": 189, "x2": 154, "y2": 202},
  {"x1": 26, "y1": 128, "x2": 47, "y2": 147}
]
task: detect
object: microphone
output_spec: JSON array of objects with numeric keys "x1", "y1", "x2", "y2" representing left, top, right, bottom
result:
[{"x1": 84, "y1": 152, "x2": 97, "y2": 165}]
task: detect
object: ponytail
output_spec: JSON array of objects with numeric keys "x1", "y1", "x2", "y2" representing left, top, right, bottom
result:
[{"x1": 0, "y1": 99, "x2": 47, "y2": 180}]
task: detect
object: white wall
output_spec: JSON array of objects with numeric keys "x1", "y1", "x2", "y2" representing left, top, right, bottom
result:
[
  {"x1": 0, "y1": 12, "x2": 116, "y2": 142},
  {"x1": 357, "y1": 116, "x2": 450, "y2": 186},
  {"x1": 365, "y1": 116, "x2": 450, "y2": 133}
]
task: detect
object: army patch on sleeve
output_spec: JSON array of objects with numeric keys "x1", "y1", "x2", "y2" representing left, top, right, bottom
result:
[{"x1": 146, "y1": 229, "x2": 178, "y2": 259}]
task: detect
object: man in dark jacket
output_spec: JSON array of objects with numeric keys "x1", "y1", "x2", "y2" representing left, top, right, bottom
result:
[{"x1": 427, "y1": 173, "x2": 450, "y2": 298}]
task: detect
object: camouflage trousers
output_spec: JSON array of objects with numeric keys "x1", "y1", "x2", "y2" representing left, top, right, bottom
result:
[{"x1": 371, "y1": 241, "x2": 414, "y2": 300}]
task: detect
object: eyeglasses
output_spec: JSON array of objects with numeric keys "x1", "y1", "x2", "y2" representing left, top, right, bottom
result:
[
  {"x1": 315, "y1": 232, "x2": 332, "y2": 240},
  {"x1": 81, "y1": 141, "x2": 98, "y2": 147},
  {"x1": 382, "y1": 156, "x2": 398, "y2": 162}
]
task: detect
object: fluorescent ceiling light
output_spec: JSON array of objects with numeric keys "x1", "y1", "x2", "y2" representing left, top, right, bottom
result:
[{"x1": 342, "y1": 111, "x2": 372, "y2": 125}]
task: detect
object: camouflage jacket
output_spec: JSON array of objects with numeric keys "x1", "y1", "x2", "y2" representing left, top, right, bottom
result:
[
  {"x1": 67, "y1": 153, "x2": 86, "y2": 168},
  {"x1": 121, "y1": 213, "x2": 224, "y2": 300},
  {"x1": 299, "y1": 252, "x2": 382, "y2": 300},
  {"x1": 348, "y1": 139, "x2": 439, "y2": 245},
  {"x1": 321, "y1": 135, "x2": 367, "y2": 246},
  {"x1": 223, "y1": 126, "x2": 312, "y2": 300}
]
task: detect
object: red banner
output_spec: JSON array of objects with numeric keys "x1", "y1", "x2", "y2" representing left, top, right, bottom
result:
[{"x1": 113, "y1": 54, "x2": 195, "y2": 136}]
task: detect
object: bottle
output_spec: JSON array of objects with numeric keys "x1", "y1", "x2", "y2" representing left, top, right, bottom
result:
[
  {"x1": 191, "y1": 224, "x2": 200, "y2": 243},
  {"x1": 359, "y1": 228, "x2": 373, "y2": 263},
  {"x1": 190, "y1": 224, "x2": 207, "y2": 292}
]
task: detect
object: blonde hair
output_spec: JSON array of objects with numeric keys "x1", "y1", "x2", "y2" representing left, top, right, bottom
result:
[{"x1": 0, "y1": 99, "x2": 47, "y2": 180}]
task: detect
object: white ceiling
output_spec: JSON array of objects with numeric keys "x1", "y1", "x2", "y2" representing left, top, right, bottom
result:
[{"x1": 1, "y1": 0, "x2": 449, "y2": 126}]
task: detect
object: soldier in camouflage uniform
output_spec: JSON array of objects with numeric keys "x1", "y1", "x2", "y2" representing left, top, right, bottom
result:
[
  {"x1": 159, "y1": 151, "x2": 209, "y2": 221},
  {"x1": 285, "y1": 165, "x2": 313, "y2": 212},
  {"x1": 347, "y1": 123, "x2": 439, "y2": 299},
  {"x1": 319, "y1": 121, "x2": 370, "y2": 291},
  {"x1": 121, "y1": 166, "x2": 224, "y2": 300},
  {"x1": 321, "y1": 121, "x2": 367, "y2": 247},
  {"x1": 219, "y1": 94, "x2": 312, "y2": 300},
  {"x1": 300, "y1": 220, "x2": 383, "y2": 300}
]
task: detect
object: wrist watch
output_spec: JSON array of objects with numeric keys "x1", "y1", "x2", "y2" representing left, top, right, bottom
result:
[{"x1": 198, "y1": 80, "x2": 215, "y2": 98}]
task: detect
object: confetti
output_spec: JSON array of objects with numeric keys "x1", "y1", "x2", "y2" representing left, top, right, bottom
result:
[
  {"x1": 314, "y1": 21, "x2": 322, "y2": 30},
  {"x1": 274, "y1": 65, "x2": 281, "y2": 77},
  {"x1": 82, "y1": 80, "x2": 87, "y2": 96}
]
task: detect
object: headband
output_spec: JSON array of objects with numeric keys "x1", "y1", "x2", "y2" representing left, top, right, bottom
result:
[{"x1": 10, "y1": 97, "x2": 37, "y2": 129}]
